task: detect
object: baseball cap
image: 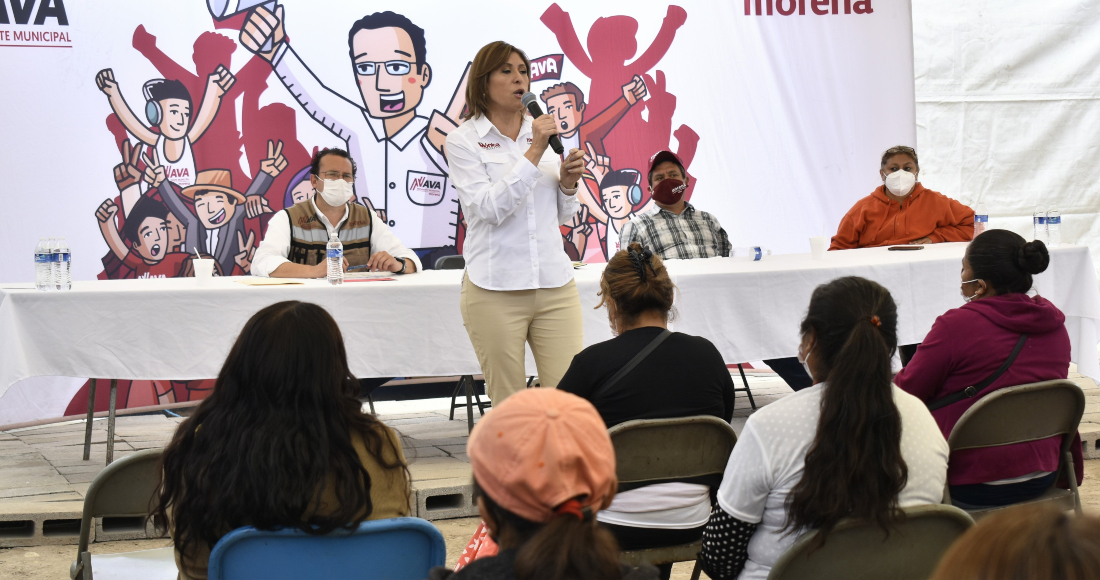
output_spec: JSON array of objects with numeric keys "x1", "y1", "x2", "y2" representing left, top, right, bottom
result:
[
  {"x1": 648, "y1": 150, "x2": 684, "y2": 175},
  {"x1": 467, "y1": 389, "x2": 617, "y2": 523}
]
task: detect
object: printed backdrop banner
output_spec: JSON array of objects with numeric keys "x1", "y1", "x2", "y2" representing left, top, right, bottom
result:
[
  {"x1": 0, "y1": 0, "x2": 912, "y2": 283},
  {"x1": 0, "y1": 0, "x2": 910, "y2": 423}
]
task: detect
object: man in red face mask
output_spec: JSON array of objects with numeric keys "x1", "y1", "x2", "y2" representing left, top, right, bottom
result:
[{"x1": 618, "y1": 150, "x2": 731, "y2": 260}]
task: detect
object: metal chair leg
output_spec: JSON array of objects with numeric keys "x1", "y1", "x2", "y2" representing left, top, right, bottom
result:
[
  {"x1": 689, "y1": 560, "x2": 702, "y2": 580},
  {"x1": 464, "y1": 375, "x2": 475, "y2": 433},
  {"x1": 82, "y1": 379, "x2": 97, "y2": 461},
  {"x1": 449, "y1": 377, "x2": 464, "y2": 420},
  {"x1": 367, "y1": 393, "x2": 376, "y2": 414},
  {"x1": 106, "y1": 379, "x2": 118, "y2": 466},
  {"x1": 526, "y1": 376, "x2": 535, "y2": 388},
  {"x1": 1066, "y1": 451, "x2": 1083, "y2": 516},
  {"x1": 737, "y1": 364, "x2": 757, "y2": 410}
]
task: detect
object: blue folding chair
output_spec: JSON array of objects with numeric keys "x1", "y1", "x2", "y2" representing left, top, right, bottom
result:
[{"x1": 207, "y1": 517, "x2": 445, "y2": 580}]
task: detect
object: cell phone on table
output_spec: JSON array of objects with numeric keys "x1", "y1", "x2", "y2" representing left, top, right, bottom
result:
[{"x1": 888, "y1": 245, "x2": 924, "y2": 251}]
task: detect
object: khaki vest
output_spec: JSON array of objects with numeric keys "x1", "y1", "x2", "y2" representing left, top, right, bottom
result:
[{"x1": 285, "y1": 201, "x2": 373, "y2": 267}]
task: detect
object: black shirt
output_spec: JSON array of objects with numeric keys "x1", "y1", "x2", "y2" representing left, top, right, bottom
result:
[{"x1": 557, "y1": 326, "x2": 736, "y2": 427}]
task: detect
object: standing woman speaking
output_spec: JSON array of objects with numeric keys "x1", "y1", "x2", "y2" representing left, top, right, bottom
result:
[{"x1": 446, "y1": 41, "x2": 587, "y2": 403}]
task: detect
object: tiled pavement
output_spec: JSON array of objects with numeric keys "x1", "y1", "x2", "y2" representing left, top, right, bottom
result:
[{"x1": 1, "y1": 370, "x2": 1098, "y2": 547}]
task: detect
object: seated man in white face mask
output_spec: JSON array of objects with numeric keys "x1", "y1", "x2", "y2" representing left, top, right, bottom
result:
[
  {"x1": 252, "y1": 148, "x2": 421, "y2": 278},
  {"x1": 830, "y1": 145, "x2": 974, "y2": 250}
]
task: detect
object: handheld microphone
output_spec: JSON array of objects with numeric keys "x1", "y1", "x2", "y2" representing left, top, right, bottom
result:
[{"x1": 521, "y1": 92, "x2": 564, "y2": 155}]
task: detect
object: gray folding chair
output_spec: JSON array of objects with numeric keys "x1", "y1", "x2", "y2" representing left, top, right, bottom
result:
[
  {"x1": 434, "y1": 255, "x2": 465, "y2": 270},
  {"x1": 609, "y1": 416, "x2": 738, "y2": 580},
  {"x1": 944, "y1": 379, "x2": 1084, "y2": 518},
  {"x1": 70, "y1": 449, "x2": 165, "y2": 579},
  {"x1": 766, "y1": 504, "x2": 974, "y2": 580}
]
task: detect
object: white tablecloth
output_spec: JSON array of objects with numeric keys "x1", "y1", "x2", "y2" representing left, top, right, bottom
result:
[{"x1": 1, "y1": 242, "x2": 1098, "y2": 399}]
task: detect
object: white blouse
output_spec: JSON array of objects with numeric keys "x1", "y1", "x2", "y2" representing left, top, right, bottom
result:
[{"x1": 446, "y1": 114, "x2": 578, "y2": 291}]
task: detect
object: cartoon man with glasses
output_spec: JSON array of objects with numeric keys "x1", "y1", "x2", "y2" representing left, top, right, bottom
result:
[{"x1": 239, "y1": 8, "x2": 467, "y2": 268}]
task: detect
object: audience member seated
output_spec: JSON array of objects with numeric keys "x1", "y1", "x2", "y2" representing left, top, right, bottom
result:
[
  {"x1": 251, "y1": 148, "x2": 421, "y2": 278},
  {"x1": 153, "y1": 301, "x2": 411, "y2": 580},
  {"x1": 895, "y1": 229, "x2": 1083, "y2": 507},
  {"x1": 619, "y1": 150, "x2": 731, "y2": 260},
  {"x1": 698, "y1": 276, "x2": 948, "y2": 580},
  {"x1": 931, "y1": 503, "x2": 1100, "y2": 580},
  {"x1": 765, "y1": 145, "x2": 970, "y2": 391},
  {"x1": 431, "y1": 389, "x2": 658, "y2": 580},
  {"x1": 557, "y1": 243, "x2": 735, "y2": 578},
  {"x1": 830, "y1": 145, "x2": 974, "y2": 250}
]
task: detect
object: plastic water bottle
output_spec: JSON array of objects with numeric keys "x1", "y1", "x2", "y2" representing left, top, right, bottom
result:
[
  {"x1": 973, "y1": 203, "x2": 988, "y2": 237},
  {"x1": 1033, "y1": 206, "x2": 1047, "y2": 244},
  {"x1": 34, "y1": 238, "x2": 51, "y2": 291},
  {"x1": 1046, "y1": 205, "x2": 1061, "y2": 247},
  {"x1": 733, "y1": 247, "x2": 772, "y2": 261},
  {"x1": 326, "y1": 233, "x2": 343, "y2": 286},
  {"x1": 54, "y1": 237, "x2": 71, "y2": 290}
]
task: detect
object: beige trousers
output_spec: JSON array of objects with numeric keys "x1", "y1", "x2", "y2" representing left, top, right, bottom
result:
[{"x1": 460, "y1": 275, "x2": 584, "y2": 403}]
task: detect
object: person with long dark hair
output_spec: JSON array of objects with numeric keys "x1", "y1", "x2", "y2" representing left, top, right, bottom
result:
[
  {"x1": 895, "y1": 229, "x2": 1082, "y2": 507},
  {"x1": 153, "y1": 301, "x2": 411, "y2": 580},
  {"x1": 431, "y1": 388, "x2": 657, "y2": 580},
  {"x1": 557, "y1": 243, "x2": 734, "y2": 580},
  {"x1": 698, "y1": 277, "x2": 948, "y2": 580}
]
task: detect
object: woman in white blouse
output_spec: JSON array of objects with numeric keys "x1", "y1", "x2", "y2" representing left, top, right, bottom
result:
[{"x1": 445, "y1": 41, "x2": 587, "y2": 402}]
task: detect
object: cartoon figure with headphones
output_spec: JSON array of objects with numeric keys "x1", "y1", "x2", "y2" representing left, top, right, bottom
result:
[
  {"x1": 597, "y1": 167, "x2": 650, "y2": 260},
  {"x1": 95, "y1": 65, "x2": 235, "y2": 189}
]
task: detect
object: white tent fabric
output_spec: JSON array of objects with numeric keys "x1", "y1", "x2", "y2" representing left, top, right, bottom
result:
[{"x1": 913, "y1": 0, "x2": 1100, "y2": 274}]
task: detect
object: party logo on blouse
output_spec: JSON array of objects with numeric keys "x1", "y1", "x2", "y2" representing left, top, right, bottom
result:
[
  {"x1": 477, "y1": 142, "x2": 501, "y2": 150},
  {"x1": 406, "y1": 170, "x2": 447, "y2": 206}
]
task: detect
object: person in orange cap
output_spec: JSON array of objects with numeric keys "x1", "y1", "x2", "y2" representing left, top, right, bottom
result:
[
  {"x1": 431, "y1": 388, "x2": 658, "y2": 580},
  {"x1": 830, "y1": 145, "x2": 974, "y2": 250}
]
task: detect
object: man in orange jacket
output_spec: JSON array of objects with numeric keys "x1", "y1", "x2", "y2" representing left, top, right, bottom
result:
[{"x1": 830, "y1": 146, "x2": 974, "y2": 250}]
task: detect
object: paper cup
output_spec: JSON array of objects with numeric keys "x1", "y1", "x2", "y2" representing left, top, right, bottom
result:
[
  {"x1": 193, "y1": 258, "x2": 215, "y2": 283},
  {"x1": 810, "y1": 236, "x2": 829, "y2": 260}
]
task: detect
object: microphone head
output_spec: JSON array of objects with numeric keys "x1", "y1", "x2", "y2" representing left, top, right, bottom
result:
[{"x1": 521, "y1": 92, "x2": 538, "y2": 109}]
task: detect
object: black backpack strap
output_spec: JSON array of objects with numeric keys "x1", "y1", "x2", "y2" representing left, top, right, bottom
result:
[
  {"x1": 927, "y1": 333, "x2": 1028, "y2": 411},
  {"x1": 590, "y1": 329, "x2": 672, "y2": 401}
]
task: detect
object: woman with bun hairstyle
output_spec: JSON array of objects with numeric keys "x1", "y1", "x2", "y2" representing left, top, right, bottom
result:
[
  {"x1": 557, "y1": 243, "x2": 734, "y2": 579},
  {"x1": 895, "y1": 229, "x2": 1082, "y2": 507},
  {"x1": 430, "y1": 388, "x2": 657, "y2": 580}
]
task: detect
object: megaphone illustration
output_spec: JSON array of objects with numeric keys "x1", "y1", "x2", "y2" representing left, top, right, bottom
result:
[{"x1": 207, "y1": 0, "x2": 277, "y2": 51}]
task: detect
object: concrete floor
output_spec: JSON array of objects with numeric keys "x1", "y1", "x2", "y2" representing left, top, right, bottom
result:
[{"x1": 2, "y1": 370, "x2": 1099, "y2": 579}]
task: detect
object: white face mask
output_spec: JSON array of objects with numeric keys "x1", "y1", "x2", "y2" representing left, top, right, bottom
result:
[
  {"x1": 884, "y1": 170, "x2": 916, "y2": 197},
  {"x1": 798, "y1": 338, "x2": 816, "y2": 381},
  {"x1": 961, "y1": 278, "x2": 982, "y2": 303},
  {"x1": 318, "y1": 179, "x2": 353, "y2": 207}
]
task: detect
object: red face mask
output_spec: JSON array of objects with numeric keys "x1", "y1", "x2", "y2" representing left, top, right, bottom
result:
[{"x1": 651, "y1": 178, "x2": 686, "y2": 205}]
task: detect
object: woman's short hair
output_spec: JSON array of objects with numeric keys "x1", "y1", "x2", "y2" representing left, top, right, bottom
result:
[
  {"x1": 880, "y1": 145, "x2": 918, "y2": 168},
  {"x1": 463, "y1": 41, "x2": 531, "y2": 121},
  {"x1": 597, "y1": 243, "x2": 675, "y2": 328},
  {"x1": 968, "y1": 229, "x2": 1049, "y2": 295},
  {"x1": 931, "y1": 504, "x2": 1100, "y2": 580}
]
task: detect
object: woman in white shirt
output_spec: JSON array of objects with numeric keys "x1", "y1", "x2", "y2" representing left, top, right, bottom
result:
[
  {"x1": 698, "y1": 276, "x2": 949, "y2": 580},
  {"x1": 445, "y1": 41, "x2": 587, "y2": 402}
]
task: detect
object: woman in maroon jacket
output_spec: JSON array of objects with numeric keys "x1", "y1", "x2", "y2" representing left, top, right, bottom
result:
[{"x1": 895, "y1": 229, "x2": 1082, "y2": 507}]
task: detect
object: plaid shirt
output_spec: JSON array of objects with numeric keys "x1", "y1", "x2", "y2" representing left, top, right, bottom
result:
[{"x1": 619, "y1": 203, "x2": 731, "y2": 260}]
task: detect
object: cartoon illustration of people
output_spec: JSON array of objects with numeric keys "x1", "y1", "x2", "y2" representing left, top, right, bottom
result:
[
  {"x1": 237, "y1": 7, "x2": 469, "y2": 266},
  {"x1": 95, "y1": 194, "x2": 196, "y2": 279},
  {"x1": 540, "y1": 76, "x2": 647, "y2": 156},
  {"x1": 283, "y1": 165, "x2": 316, "y2": 208},
  {"x1": 94, "y1": 66, "x2": 235, "y2": 189},
  {"x1": 151, "y1": 140, "x2": 286, "y2": 275},
  {"x1": 541, "y1": 4, "x2": 689, "y2": 189}
]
